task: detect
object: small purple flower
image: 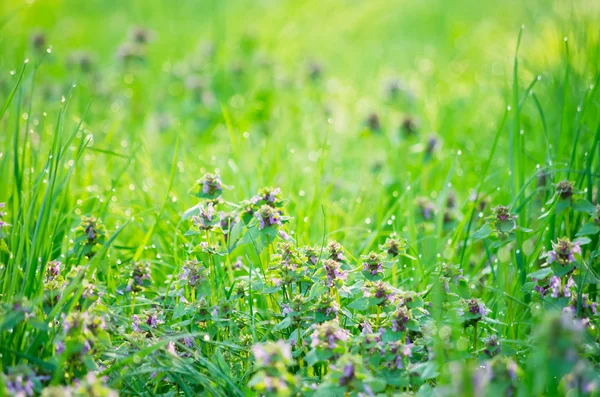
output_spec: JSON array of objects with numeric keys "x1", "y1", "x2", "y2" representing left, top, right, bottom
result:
[
  {"x1": 252, "y1": 340, "x2": 293, "y2": 367},
  {"x1": 555, "y1": 180, "x2": 574, "y2": 200},
  {"x1": 391, "y1": 306, "x2": 412, "y2": 332},
  {"x1": 362, "y1": 280, "x2": 395, "y2": 306},
  {"x1": 366, "y1": 112, "x2": 381, "y2": 131},
  {"x1": 379, "y1": 235, "x2": 405, "y2": 257},
  {"x1": 179, "y1": 259, "x2": 208, "y2": 288},
  {"x1": 327, "y1": 241, "x2": 345, "y2": 261},
  {"x1": 234, "y1": 256, "x2": 243, "y2": 270},
  {"x1": 323, "y1": 259, "x2": 347, "y2": 287},
  {"x1": 339, "y1": 363, "x2": 355, "y2": 386},
  {"x1": 417, "y1": 198, "x2": 435, "y2": 220},
  {"x1": 166, "y1": 341, "x2": 177, "y2": 355},
  {"x1": 310, "y1": 321, "x2": 350, "y2": 350},
  {"x1": 252, "y1": 187, "x2": 282, "y2": 205},
  {"x1": 466, "y1": 298, "x2": 487, "y2": 317},
  {"x1": 192, "y1": 203, "x2": 216, "y2": 230},
  {"x1": 46, "y1": 260, "x2": 61, "y2": 281},
  {"x1": 196, "y1": 173, "x2": 223, "y2": 197},
  {"x1": 361, "y1": 252, "x2": 385, "y2": 276},
  {"x1": 278, "y1": 229, "x2": 291, "y2": 240},
  {"x1": 547, "y1": 237, "x2": 581, "y2": 266},
  {"x1": 254, "y1": 205, "x2": 283, "y2": 229},
  {"x1": 132, "y1": 315, "x2": 141, "y2": 332}
]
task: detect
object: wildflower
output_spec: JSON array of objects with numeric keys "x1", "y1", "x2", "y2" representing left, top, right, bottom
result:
[
  {"x1": 310, "y1": 320, "x2": 350, "y2": 350},
  {"x1": 2, "y1": 366, "x2": 37, "y2": 397},
  {"x1": 129, "y1": 26, "x2": 155, "y2": 45},
  {"x1": 339, "y1": 363, "x2": 355, "y2": 386},
  {"x1": 252, "y1": 187, "x2": 282, "y2": 206},
  {"x1": 219, "y1": 212, "x2": 237, "y2": 234},
  {"x1": 549, "y1": 276, "x2": 576, "y2": 298},
  {"x1": 385, "y1": 341, "x2": 413, "y2": 369},
  {"x1": 417, "y1": 197, "x2": 435, "y2": 220},
  {"x1": 379, "y1": 235, "x2": 406, "y2": 257},
  {"x1": 307, "y1": 60, "x2": 323, "y2": 81},
  {"x1": 116, "y1": 42, "x2": 145, "y2": 62},
  {"x1": 79, "y1": 216, "x2": 106, "y2": 245},
  {"x1": 391, "y1": 306, "x2": 413, "y2": 332},
  {"x1": 547, "y1": 237, "x2": 581, "y2": 266},
  {"x1": 361, "y1": 251, "x2": 385, "y2": 277},
  {"x1": 556, "y1": 180, "x2": 574, "y2": 200},
  {"x1": 31, "y1": 31, "x2": 47, "y2": 51},
  {"x1": 383, "y1": 77, "x2": 406, "y2": 100},
  {"x1": 234, "y1": 256, "x2": 243, "y2": 270},
  {"x1": 179, "y1": 259, "x2": 208, "y2": 288},
  {"x1": 362, "y1": 280, "x2": 395, "y2": 306},
  {"x1": 491, "y1": 205, "x2": 516, "y2": 234},
  {"x1": 198, "y1": 173, "x2": 224, "y2": 197},
  {"x1": 315, "y1": 294, "x2": 340, "y2": 318},
  {"x1": 252, "y1": 340, "x2": 293, "y2": 367},
  {"x1": 66, "y1": 51, "x2": 94, "y2": 73},
  {"x1": 466, "y1": 298, "x2": 487, "y2": 317},
  {"x1": 366, "y1": 112, "x2": 381, "y2": 131},
  {"x1": 45, "y1": 260, "x2": 61, "y2": 281},
  {"x1": 426, "y1": 135, "x2": 438, "y2": 155},
  {"x1": 254, "y1": 205, "x2": 282, "y2": 229},
  {"x1": 323, "y1": 259, "x2": 347, "y2": 287},
  {"x1": 128, "y1": 261, "x2": 151, "y2": 292},
  {"x1": 483, "y1": 335, "x2": 501, "y2": 357},
  {"x1": 401, "y1": 116, "x2": 418, "y2": 136},
  {"x1": 327, "y1": 241, "x2": 345, "y2": 261},
  {"x1": 192, "y1": 202, "x2": 217, "y2": 230}
]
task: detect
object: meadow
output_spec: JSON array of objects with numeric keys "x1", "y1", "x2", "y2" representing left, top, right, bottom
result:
[{"x1": 1, "y1": 0, "x2": 600, "y2": 395}]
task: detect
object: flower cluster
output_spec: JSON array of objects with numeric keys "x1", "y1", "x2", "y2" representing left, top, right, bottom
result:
[
  {"x1": 547, "y1": 237, "x2": 581, "y2": 266},
  {"x1": 361, "y1": 251, "x2": 385, "y2": 277}
]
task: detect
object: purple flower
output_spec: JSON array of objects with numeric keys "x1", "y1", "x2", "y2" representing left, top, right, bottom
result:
[
  {"x1": 310, "y1": 321, "x2": 350, "y2": 350},
  {"x1": 252, "y1": 340, "x2": 293, "y2": 367},
  {"x1": 254, "y1": 205, "x2": 283, "y2": 229},
  {"x1": 379, "y1": 235, "x2": 405, "y2": 257},
  {"x1": 555, "y1": 180, "x2": 574, "y2": 200},
  {"x1": 252, "y1": 187, "x2": 282, "y2": 205},
  {"x1": 391, "y1": 306, "x2": 412, "y2": 332},
  {"x1": 362, "y1": 280, "x2": 395, "y2": 306},
  {"x1": 197, "y1": 173, "x2": 223, "y2": 197},
  {"x1": 339, "y1": 363, "x2": 355, "y2": 386},
  {"x1": 131, "y1": 315, "x2": 140, "y2": 332},
  {"x1": 547, "y1": 237, "x2": 581, "y2": 266},
  {"x1": 327, "y1": 241, "x2": 345, "y2": 261},
  {"x1": 192, "y1": 203, "x2": 216, "y2": 230},
  {"x1": 323, "y1": 259, "x2": 347, "y2": 287},
  {"x1": 179, "y1": 259, "x2": 208, "y2": 288},
  {"x1": 234, "y1": 256, "x2": 243, "y2": 270},
  {"x1": 46, "y1": 260, "x2": 61, "y2": 281},
  {"x1": 466, "y1": 298, "x2": 487, "y2": 317},
  {"x1": 361, "y1": 252, "x2": 385, "y2": 276}
]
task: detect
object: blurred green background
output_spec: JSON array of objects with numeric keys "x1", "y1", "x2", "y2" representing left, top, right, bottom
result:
[{"x1": 1, "y1": 0, "x2": 599, "y2": 256}]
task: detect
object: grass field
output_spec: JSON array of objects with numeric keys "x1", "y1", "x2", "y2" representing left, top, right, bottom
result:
[{"x1": 1, "y1": 0, "x2": 600, "y2": 395}]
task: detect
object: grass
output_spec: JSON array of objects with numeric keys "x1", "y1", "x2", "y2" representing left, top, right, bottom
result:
[{"x1": 0, "y1": 0, "x2": 600, "y2": 395}]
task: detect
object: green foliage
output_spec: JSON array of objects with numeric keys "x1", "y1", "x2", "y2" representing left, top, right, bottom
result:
[{"x1": 1, "y1": 0, "x2": 600, "y2": 395}]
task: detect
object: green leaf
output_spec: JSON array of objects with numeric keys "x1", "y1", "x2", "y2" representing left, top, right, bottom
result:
[
  {"x1": 576, "y1": 223, "x2": 600, "y2": 236},
  {"x1": 551, "y1": 262, "x2": 575, "y2": 277},
  {"x1": 572, "y1": 199, "x2": 595, "y2": 214},
  {"x1": 273, "y1": 316, "x2": 292, "y2": 332},
  {"x1": 472, "y1": 223, "x2": 492, "y2": 239},
  {"x1": 347, "y1": 298, "x2": 370, "y2": 311},
  {"x1": 527, "y1": 268, "x2": 553, "y2": 280},
  {"x1": 556, "y1": 198, "x2": 571, "y2": 214}
]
